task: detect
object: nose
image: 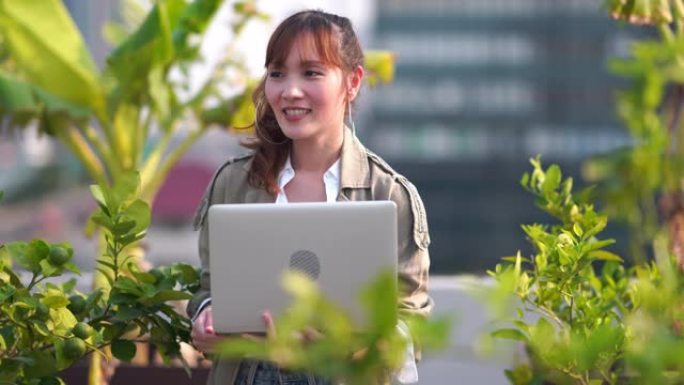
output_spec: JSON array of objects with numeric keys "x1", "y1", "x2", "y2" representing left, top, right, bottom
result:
[{"x1": 282, "y1": 78, "x2": 304, "y2": 99}]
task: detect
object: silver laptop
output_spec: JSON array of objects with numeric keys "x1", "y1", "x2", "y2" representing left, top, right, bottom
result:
[{"x1": 207, "y1": 201, "x2": 397, "y2": 333}]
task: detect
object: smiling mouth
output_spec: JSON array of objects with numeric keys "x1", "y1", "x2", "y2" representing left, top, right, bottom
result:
[{"x1": 283, "y1": 108, "x2": 311, "y2": 116}]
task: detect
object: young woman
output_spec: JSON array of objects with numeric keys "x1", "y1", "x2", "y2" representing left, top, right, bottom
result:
[{"x1": 188, "y1": 10, "x2": 433, "y2": 385}]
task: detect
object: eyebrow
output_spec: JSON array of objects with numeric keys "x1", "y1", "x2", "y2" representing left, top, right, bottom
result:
[
  {"x1": 267, "y1": 59, "x2": 327, "y2": 70},
  {"x1": 300, "y1": 60, "x2": 325, "y2": 67}
]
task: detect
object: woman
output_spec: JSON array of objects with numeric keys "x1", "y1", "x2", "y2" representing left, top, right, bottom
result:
[{"x1": 188, "y1": 10, "x2": 433, "y2": 385}]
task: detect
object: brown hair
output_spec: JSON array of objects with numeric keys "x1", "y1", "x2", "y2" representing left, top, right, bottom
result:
[{"x1": 242, "y1": 10, "x2": 364, "y2": 196}]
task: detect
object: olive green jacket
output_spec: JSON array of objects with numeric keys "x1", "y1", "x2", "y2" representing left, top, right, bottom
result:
[{"x1": 187, "y1": 128, "x2": 433, "y2": 385}]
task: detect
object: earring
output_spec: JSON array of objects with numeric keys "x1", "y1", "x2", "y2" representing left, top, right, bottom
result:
[{"x1": 347, "y1": 103, "x2": 356, "y2": 136}]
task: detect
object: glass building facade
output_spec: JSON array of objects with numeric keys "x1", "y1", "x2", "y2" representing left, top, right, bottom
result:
[{"x1": 362, "y1": 0, "x2": 649, "y2": 272}]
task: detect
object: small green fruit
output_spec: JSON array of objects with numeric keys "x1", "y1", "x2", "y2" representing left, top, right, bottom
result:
[
  {"x1": 72, "y1": 322, "x2": 93, "y2": 339},
  {"x1": 48, "y1": 246, "x2": 70, "y2": 265},
  {"x1": 63, "y1": 337, "x2": 86, "y2": 359},
  {"x1": 67, "y1": 295, "x2": 86, "y2": 315}
]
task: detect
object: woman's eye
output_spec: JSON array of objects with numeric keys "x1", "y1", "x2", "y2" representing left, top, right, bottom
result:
[
  {"x1": 305, "y1": 70, "x2": 322, "y2": 77},
  {"x1": 268, "y1": 71, "x2": 283, "y2": 78}
]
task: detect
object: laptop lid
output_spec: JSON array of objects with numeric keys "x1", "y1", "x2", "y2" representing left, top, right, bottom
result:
[{"x1": 207, "y1": 201, "x2": 397, "y2": 333}]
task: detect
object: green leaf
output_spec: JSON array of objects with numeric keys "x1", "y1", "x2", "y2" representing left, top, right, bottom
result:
[
  {"x1": 589, "y1": 250, "x2": 623, "y2": 262},
  {"x1": 111, "y1": 340, "x2": 137, "y2": 362},
  {"x1": 573, "y1": 223, "x2": 583, "y2": 237},
  {"x1": 0, "y1": 285, "x2": 16, "y2": 303},
  {"x1": 172, "y1": 264, "x2": 199, "y2": 284},
  {"x1": 89, "y1": 186, "x2": 109, "y2": 212},
  {"x1": 113, "y1": 220, "x2": 136, "y2": 234},
  {"x1": 43, "y1": 293, "x2": 69, "y2": 308},
  {"x1": 491, "y1": 328, "x2": 528, "y2": 341},
  {"x1": 112, "y1": 306, "x2": 144, "y2": 321},
  {"x1": 6, "y1": 241, "x2": 36, "y2": 273},
  {"x1": 95, "y1": 267, "x2": 115, "y2": 286},
  {"x1": 542, "y1": 165, "x2": 562, "y2": 194},
  {"x1": 33, "y1": 322, "x2": 51, "y2": 337},
  {"x1": 148, "y1": 290, "x2": 192, "y2": 304},
  {"x1": 584, "y1": 238, "x2": 616, "y2": 252},
  {"x1": 132, "y1": 271, "x2": 156, "y2": 284},
  {"x1": 113, "y1": 277, "x2": 144, "y2": 296},
  {"x1": 0, "y1": 0, "x2": 105, "y2": 118},
  {"x1": 103, "y1": 323, "x2": 127, "y2": 341},
  {"x1": 62, "y1": 262, "x2": 80, "y2": 275},
  {"x1": 39, "y1": 258, "x2": 60, "y2": 277},
  {"x1": 123, "y1": 200, "x2": 150, "y2": 235},
  {"x1": 91, "y1": 213, "x2": 115, "y2": 230},
  {"x1": 360, "y1": 270, "x2": 398, "y2": 331}
]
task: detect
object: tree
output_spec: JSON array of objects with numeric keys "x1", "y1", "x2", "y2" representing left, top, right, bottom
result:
[{"x1": 584, "y1": 0, "x2": 684, "y2": 263}]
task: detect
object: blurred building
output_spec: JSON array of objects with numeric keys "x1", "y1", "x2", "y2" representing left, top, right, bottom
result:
[
  {"x1": 1, "y1": 0, "x2": 652, "y2": 273},
  {"x1": 362, "y1": 0, "x2": 648, "y2": 272}
]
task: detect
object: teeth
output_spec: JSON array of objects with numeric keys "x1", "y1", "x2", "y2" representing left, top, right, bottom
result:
[{"x1": 284, "y1": 108, "x2": 310, "y2": 116}]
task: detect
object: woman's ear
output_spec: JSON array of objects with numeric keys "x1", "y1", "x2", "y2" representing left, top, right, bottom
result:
[{"x1": 347, "y1": 65, "x2": 364, "y2": 102}]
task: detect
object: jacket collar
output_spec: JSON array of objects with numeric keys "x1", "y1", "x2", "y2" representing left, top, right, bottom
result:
[
  {"x1": 242, "y1": 126, "x2": 370, "y2": 191},
  {"x1": 339, "y1": 126, "x2": 371, "y2": 189}
]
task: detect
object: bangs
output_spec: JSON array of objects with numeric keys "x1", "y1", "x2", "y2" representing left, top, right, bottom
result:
[{"x1": 265, "y1": 14, "x2": 343, "y2": 69}]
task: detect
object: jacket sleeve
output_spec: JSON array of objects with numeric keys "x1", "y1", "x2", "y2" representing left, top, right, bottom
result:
[
  {"x1": 186, "y1": 165, "x2": 229, "y2": 319},
  {"x1": 390, "y1": 176, "x2": 434, "y2": 319}
]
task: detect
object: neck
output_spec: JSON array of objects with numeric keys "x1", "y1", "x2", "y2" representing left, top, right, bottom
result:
[{"x1": 290, "y1": 127, "x2": 344, "y2": 173}]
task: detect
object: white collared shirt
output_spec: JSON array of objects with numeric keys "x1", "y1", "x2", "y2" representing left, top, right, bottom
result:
[{"x1": 275, "y1": 155, "x2": 341, "y2": 204}]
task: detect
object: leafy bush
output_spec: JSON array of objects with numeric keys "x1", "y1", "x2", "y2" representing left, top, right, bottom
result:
[
  {"x1": 489, "y1": 158, "x2": 632, "y2": 385},
  {"x1": 0, "y1": 174, "x2": 200, "y2": 385},
  {"x1": 217, "y1": 272, "x2": 450, "y2": 385}
]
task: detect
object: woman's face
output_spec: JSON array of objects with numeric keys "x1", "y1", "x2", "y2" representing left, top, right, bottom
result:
[{"x1": 265, "y1": 35, "x2": 349, "y2": 144}]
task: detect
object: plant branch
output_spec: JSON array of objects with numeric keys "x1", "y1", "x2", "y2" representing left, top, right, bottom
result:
[
  {"x1": 143, "y1": 127, "x2": 203, "y2": 201},
  {"x1": 55, "y1": 126, "x2": 107, "y2": 186},
  {"x1": 674, "y1": 0, "x2": 684, "y2": 35},
  {"x1": 659, "y1": 22, "x2": 675, "y2": 42}
]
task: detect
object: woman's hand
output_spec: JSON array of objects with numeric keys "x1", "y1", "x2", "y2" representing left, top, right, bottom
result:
[
  {"x1": 191, "y1": 305, "x2": 224, "y2": 354},
  {"x1": 242, "y1": 311, "x2": 322, "y2": 343}
]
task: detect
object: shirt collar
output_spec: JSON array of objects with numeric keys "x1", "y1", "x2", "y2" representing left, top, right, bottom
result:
[{"x1": 277, "y1": 154, "x2": 341, "y2": 191}]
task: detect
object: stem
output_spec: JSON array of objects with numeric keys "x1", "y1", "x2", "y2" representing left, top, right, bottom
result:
[
  {"x1": 674, "y1": 0, "x2": 684, "y2": 35},
  {"x1": 137, "y1": 109, "x2": 154, "y2": 165},
  {"x1": 659, "y1": 22, "x2": 675, "y2": 42},
  {"x1": 27, "y1": 272, "x2": 38, "y2": 290},
  {"x1": 79, "y1": 123, "x2": 117, "y2": 177},
  {"x1": 139, "y1": 132, "x2": 173, "y2": 196},
  {"x1": 55, "y1": 126, "x2": 107, "y2": 186},
  {"x1": 525, "y1": 303, "x2": 565, "y2": 327},
  {"x1": 142, "y1": 127, "x2": 204, "y2": 201}
]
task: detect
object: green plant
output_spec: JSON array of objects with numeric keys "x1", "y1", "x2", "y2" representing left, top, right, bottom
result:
[
  {"x1": 489, "y1": 158, "x2": 633, "y2": 385},
  {"x1": 217, "y1": 271, "x2": 449, "y2": 385},
  {"x1": 582, "y1": 1, "x2": 684, "y2": 263},
  {"x1": 0, "y1": 176, "x2": 200, "y2": 385}
]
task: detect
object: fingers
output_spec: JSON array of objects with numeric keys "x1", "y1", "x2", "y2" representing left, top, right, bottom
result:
[
  {"x1": 301, "y1": 327, "x2": 322, "y2": 343},
  {"x1": 191, "y1": 306, "x2": 221, "y2": 354},
  {"x1": 203, "y1": 306, "x2": 215, "y2": 334},
  {"x1": 262, "y1": 311, "x2": 276, "y2": 339}
]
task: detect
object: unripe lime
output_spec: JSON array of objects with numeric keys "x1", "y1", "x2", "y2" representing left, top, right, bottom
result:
[
  {"x1": 48, "y1": 246, "x2": 70, "y2": 265},
  {"x1": 72, "y1": 322, "x2": 93, "y2": 339},
  {"x1": 67, "y1": 295, "x2": 86, "y2": 315},
  {"x1": 63, "y1": 337, "x2": 86, "y2": 359}
]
